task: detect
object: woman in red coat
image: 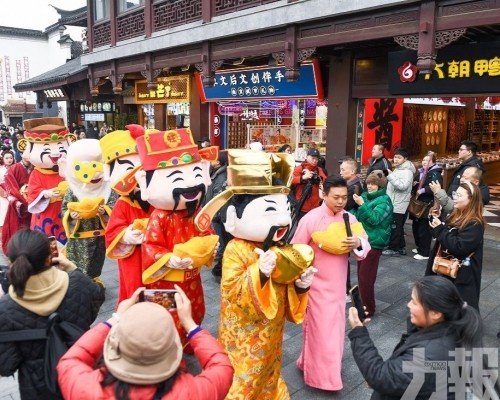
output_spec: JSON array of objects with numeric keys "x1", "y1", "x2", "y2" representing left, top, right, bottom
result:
[{"x1": 57, "y1": 286, "x2": 233, "y2": 400}]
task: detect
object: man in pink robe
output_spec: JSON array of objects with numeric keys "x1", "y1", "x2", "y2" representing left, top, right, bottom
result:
[{"x1": 291, "y1": 174, "x2": 370, "y2": 391}]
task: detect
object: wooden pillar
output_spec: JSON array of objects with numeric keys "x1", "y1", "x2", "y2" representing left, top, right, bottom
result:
[
  {"x1": 144, "y1": 0, "x2": 152, "y2": 37},
  {"x1": 190, "y1": 76, "x2": 209, "y2": 140},
  {"x1": 325, "y1": 52, "x2": 357, "y2": 174},
  {"x1": 110, "y1": 0, "x2": 117, "y2": 46},
  {"x1": 154, "y1": 104, "x2": 166, "y2": 130}
]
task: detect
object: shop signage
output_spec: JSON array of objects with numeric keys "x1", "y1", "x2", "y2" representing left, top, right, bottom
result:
[
  {"x1": 362, "y1": 98, "x2": 403, "y2": 164},
  {"x1": 79, "y1": 101, "x2": 114, "y2": 113},
  {"x1": 196, "y1": 60, "x2": 323, "y2": 102},
  {"x1": 83, "y1": 113, "x2": 105, "y2": 122},
  {"x1": 44, "y1": 88, "x2": 67, "y2": 100},
  {"x1": 135, "y1": 76, "x2": 190, "y2": 104},
  {"x1": 388, "y1": 42, "x2": 500, "y2": 95}
]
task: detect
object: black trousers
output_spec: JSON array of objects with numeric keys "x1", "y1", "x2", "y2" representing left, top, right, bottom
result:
[
  {"x1": 412, "y1": 217, "x2": 432, "y2": 257},
  {"x1": 388, "y1": 212, "x2": 407, "y2": 251}
]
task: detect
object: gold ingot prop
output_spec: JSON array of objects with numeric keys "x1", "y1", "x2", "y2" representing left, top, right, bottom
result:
[{"x1": 270, "y1": 243, "x2": 315, "y2": 285}]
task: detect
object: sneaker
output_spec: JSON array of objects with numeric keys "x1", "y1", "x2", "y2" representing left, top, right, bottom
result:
[
  {"x1": 382, "y1": 249, "x2": 399, "y2": 256},
  {"x1": 412, "y1": 249, "x2": 418, "y2": 254},
  {"x1": 399, "y1": 248, "x2": 407, "y2": 256},
  {"x1": 413, "y1": 254, "x2": 429, "y2": 260},
  {"x1": 346, "y1": 294, "x2": 351, "y2": 303}
]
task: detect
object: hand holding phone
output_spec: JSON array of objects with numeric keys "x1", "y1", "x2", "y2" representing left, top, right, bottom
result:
[
  {"x1": 349, "y1": 285, "x2": 366, "y2": 322},
  {"x1": 139, "y1": 289, "x2": 177, "y2": 310}
]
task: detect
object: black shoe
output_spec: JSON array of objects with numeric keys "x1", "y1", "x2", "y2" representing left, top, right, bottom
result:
[
  {"x1": 211, "y1": 268, "x2": 221, "y2": 283},
  {"x1": 399, "y1": 248, "x2": 407, "y2": 256}
]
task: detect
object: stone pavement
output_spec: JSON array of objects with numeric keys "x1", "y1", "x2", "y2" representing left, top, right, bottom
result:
[{"x1": 0, "y1": 222, "x2": 499, "y2": 399}]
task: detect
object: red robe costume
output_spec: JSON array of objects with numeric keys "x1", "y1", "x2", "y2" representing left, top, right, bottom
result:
[
  {"x1": 142, "y1": 209, "x2": 210, "y2": 349},
  {"x1": 1, "y1": 162, "x2": 32, "y2": 254},
  {"x1": 105, "y1": 196, "x2": 153, "y2": 302},
  {"x1": 27, "y1": 168, "x2": 66, "y2": 244}
]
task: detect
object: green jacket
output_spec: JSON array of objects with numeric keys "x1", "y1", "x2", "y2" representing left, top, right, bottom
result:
[{"x1": 353, "y1": 188, "x2": 393, "y2": 250}]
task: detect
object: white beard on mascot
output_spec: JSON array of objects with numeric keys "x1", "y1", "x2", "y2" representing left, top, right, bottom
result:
[
  {"x1": 59, "y1": 138, "x2": 118, "y2": 283},
  {"x1": 20, "y1": 117, "x2": 76, "y2": 245}
]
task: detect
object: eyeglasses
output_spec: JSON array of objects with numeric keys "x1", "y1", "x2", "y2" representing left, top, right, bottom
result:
[
  {"x1": 452, "y1": 191, "x2": 464, "y2": 199},
  {"x1": 458, "y1": 147, "x2": 469, "y2": 152}
]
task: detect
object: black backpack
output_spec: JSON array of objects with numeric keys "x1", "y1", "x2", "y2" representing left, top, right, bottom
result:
[{"x1": 0, "y1": 312, "x2": 85, "y2": 395}]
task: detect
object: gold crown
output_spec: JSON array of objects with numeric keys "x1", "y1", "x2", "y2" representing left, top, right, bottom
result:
[{"x1": 195, "y1": 150, "x2": 294, "y2": 232}]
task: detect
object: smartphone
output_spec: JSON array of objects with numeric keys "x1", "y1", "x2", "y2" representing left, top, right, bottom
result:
[
  {"x1": 349, "y1": 285, "x2": 366, "y2": 322},
  {"x1": 354, "y1": 185, "x2": 360, "y2": 196},
  {"x1": 48, "y1": 236, "x2": 59, "y2": 265},
  {"x1": 139, "y1": 289, "x2": 177, "y2": 310}
]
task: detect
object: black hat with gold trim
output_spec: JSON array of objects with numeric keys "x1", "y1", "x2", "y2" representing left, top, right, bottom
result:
[{"x1": 195, "y1": 149, "x2": 294, "y2": 232}]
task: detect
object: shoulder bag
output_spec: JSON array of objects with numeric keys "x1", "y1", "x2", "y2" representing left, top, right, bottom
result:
[{"x1": 432, "y1": 244, "x2": 474, "y2": 279}]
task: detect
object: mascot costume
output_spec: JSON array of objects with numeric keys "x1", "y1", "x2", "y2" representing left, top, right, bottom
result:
[
  {"x1": 195, "y1": 149, "x2": 317, "y2": 399},
  {"x1": 102, "y1": 125, "x2": 153, "y2": 302},
  {"x1": 135, "y1": 127, "x2": 219, "y2": 351},
  {"x1": 20, "y1": 118, "x2": 75, "y2": 244},
  {"x1": 60, "y1": 139, "x2": 118, "y2": 281}
]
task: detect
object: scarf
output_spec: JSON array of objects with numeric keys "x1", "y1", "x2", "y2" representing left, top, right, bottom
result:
[{"x1": 9, "y1": 267, "x2": 69, "y2": 316}]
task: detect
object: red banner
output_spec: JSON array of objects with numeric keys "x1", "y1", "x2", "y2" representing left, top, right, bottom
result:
[{"x1": 362, "y1": 98, "x2": 403, "y2": 165}]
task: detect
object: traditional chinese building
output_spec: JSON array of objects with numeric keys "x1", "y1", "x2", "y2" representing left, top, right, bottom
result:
[{"x1": 15, "y1": 0, "x2": 500, "y2": 174}]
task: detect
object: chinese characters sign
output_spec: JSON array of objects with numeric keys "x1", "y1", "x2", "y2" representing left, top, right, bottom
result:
[
  {"x1": 196, "y1": 61, "x2": 323, "y2": 102},
  {"x1": 388, "y1": 42, "x2": 500, "y2": 95},
  {"x1": 362, "y1": 98, "x2": 403, "y2": 164},
  {"x1": 135, "y1": 75, "x2": 190, "y2": 104}
]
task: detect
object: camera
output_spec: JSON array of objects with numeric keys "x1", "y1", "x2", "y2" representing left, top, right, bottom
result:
[{"x1": 310, "y1": 172, "x2": 321, "y2": 184}]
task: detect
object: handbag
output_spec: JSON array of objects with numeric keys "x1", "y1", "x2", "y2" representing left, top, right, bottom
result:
[
  {"x1": 432, "y1": 244, "x2": 474, "y2": 279},
  {"x1": 408, "y1": 194, "x2": 432, "y2": 219}
]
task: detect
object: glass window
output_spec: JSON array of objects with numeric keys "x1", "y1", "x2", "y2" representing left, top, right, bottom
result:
[
  {"x1": 94, "y1": 0, "x2": 110, "y2": 21},
  {"x1": 118, "y1": 0, "x2": 144, "y2": 13}
]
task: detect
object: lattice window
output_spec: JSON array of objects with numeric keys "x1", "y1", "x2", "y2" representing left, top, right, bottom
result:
[
  {"x1": 117, "y1": 9, "x2": 145, "y2": 41},
  {"x1": 153, "y1": 0, "x2": 202, "y2": 32},
  {"x1": 93, "y1": 21, "x2": 111, "y2": 47},
  {"x1": 214, "y1": 0, "x2": 280, "y2": 16}
]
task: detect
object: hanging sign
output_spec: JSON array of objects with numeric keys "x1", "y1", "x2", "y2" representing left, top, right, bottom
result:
[
  {"x1": 196, "y1": 60, "x2": 323, "y2": 102},
  {"x1": 135, "y1": 75, "x2": 190, "y2": 104}
]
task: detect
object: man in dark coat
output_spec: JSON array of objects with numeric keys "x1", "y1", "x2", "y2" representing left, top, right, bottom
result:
[
  {"x1": 447, "y1": 140, "x2": 486, "y2": 196},
  {"x1": 366, "y1": 144, "x2": 392, "y2": 177}
]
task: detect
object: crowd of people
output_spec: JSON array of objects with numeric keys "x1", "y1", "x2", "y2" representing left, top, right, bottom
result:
[{"x1": 0, "y1": 119, "x2": 496, "y2": 400}]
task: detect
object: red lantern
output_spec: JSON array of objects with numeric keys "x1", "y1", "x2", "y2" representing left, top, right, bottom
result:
[{"x1": 489, "y1": 96, "x2": 500, "y2": 106}]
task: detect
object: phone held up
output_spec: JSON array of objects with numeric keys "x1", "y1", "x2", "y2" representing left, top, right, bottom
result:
[
  {"x1": 139, "y1": 289, "x2": 177, "y2": 310},
  {"x1": 48, "y1": 236, "x2": 59, "y2": 266},
  {"x1": 349, "y1": 285, "x2": 366, "y2": 322}
]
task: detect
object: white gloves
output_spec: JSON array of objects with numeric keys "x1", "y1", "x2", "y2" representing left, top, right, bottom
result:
[
  {"x1": 122, "y1": 226, "x2": 144, "y2": 245},
  {"x1": 43, "y1": 189, "x2": 61, "y2": 199},
  {"x1": 254, "y1": 248, "x2": 277, "y2": 277},
  {"x1": 294, "y1": 266, "x2": 318, "y2": 289},
  {"x1": 167, "y1": 255, "x2": 194, "y2": 270}
]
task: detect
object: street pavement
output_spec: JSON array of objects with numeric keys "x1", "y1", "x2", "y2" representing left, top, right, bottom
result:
[{"x1": 0, "y1": 222, "x2": 499, "y2": 400}]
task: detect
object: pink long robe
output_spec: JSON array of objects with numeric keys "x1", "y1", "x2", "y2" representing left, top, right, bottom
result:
[{"x1": 291, "y1": 203, "x2": 370, "y2": 390}]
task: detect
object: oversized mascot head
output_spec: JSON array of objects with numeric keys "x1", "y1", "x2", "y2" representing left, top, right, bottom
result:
[
  {"x1": 134, "y1": 127, "x2": 218, "y2": 216},
  {"x1": 196, "y1": 150, "x2": 294, "y2": 249},
  {"x1": 100, "y1": 125, "x2": 142, "y2": 195},
  {"x1": 59, "y1": 139, "x2": 111, "y2": 201},
  {"x1": 19, "y1": 117, "x2": 76, "y2": 171}
]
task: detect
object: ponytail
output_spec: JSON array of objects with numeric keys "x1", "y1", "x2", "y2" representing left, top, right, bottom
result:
[
  {"x1": 8, "y1": 255, "x2": 35, "y2": 297},
  {"x1": 6, "y1": 229, "x2": 51, "y2": 298},
  {"x1": 450, "y1": 302, "x2": 482, "y2": 349}
]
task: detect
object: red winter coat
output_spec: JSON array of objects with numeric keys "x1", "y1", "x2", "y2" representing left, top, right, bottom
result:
[
  {"x1": 291, "y1": 162, "x2": 327, "y2": 213},
  {"x1": 57, "y1": 324, "x2": 234, "y2": 400}
]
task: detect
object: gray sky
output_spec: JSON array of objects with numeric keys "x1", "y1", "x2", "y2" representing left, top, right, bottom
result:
[{"x1": 1, "y1": 0, "x2": 87, "y2": 30}]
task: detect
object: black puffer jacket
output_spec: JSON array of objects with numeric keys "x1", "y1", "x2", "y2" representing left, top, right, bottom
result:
[
  {"x1": 349, "y1": 322, "x2": 457, "y2": 399},
  {"x1": 0, "y1": 270, "x2": 104, "y2": 400}
]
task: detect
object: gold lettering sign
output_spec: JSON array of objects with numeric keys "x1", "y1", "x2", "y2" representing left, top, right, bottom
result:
[{"x1": 135, "y1": 75, "x2": 191, "y2": 104}]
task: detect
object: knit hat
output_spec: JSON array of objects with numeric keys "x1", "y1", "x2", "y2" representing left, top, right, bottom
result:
[
  {"x1": 365, "y1": 170, "x2": 387, "y2": 188},
  {"x1": 394, "y1": 147, "x2": 409, "y2": 158},
  {"x1": 104, "y1": 302, "x2": 183, "y2": 385}
]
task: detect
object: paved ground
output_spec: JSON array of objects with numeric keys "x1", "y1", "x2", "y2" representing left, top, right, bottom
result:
[{"x1": 0, "y1": 222, "x2": 499, "y2": 400}]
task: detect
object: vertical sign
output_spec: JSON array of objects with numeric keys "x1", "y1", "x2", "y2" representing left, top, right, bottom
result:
[
  {"x1": 354, "y1": 100, "x2": 364, "y2": 169},
  {"x1": 362, "y1": 98, "x2": 403, "y2": 165}
]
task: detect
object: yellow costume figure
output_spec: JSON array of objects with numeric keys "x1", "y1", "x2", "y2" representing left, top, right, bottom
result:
[{"x1": 196, "y1": 150, "x2": 316, "y2": 399}]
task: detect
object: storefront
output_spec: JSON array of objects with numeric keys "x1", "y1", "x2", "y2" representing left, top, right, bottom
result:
[
  {"x1": 196, "y1": 61, "x2": 326, "y2": 160},
  {"x1": 134, "y1": 75, "x2": 191, "y2": 130},
  {"x1": 352, "y1": 41, "x2": 500, "y2": 183}
]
